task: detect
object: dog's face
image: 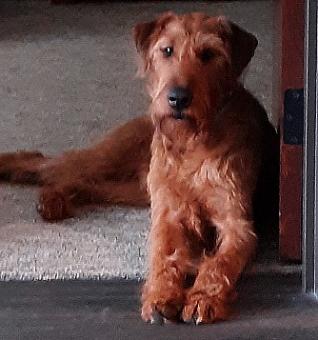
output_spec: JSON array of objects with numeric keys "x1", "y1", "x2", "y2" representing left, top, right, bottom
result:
[{"x1": 134, "y1": 12, "x2": 258, "y2": 138}]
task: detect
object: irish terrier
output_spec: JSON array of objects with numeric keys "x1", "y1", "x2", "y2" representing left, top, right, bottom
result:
[{"x1": 0, "y1": 12, "x2": 279, "y2": 324}]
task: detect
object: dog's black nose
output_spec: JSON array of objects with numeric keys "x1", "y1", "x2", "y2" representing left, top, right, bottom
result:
[{"x1": 168, "y1": 87, "x2": 192, "y2": 111}]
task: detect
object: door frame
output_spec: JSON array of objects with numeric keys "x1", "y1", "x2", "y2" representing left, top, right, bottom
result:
[
  {"x1": 279, "y1": 0, "x2": 304, "y2": 261},
  {"x1": 303, "y1": 0, "x2": 318, "y2": 296}
]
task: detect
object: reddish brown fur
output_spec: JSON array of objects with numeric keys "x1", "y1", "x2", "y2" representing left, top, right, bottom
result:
[{"x1": 0, "y1": 12, "x2": 279, "y2": 324}]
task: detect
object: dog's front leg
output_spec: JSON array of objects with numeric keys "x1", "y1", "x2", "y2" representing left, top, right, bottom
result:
[
  {"x1": 182, "y1": 217, "x2": 257, "y2": 324},
  {"x1": 141, "y1": 203, "x2": 193, "y2": 323}
]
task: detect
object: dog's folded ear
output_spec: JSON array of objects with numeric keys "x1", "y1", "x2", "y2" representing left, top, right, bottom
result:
[
  {"x1": 133, "y1": 20, "x2": 157, "y2": 55},
  {"x1": 133, "y1": 12, "x2": 175, "y2": 76},
  {"x1": 218, "y1": 17, "x2": 258, "y2": 78},
  {"x1": 133, "y1": 20, "x2": 157, "y2": 76},
  {"x1": 133, "y1": 12, "x2": 175, "y2": 55}
]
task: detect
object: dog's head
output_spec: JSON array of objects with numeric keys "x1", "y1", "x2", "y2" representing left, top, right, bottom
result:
[{"x1": 133, "y1": 12, "x2": 257, "y2": 138}]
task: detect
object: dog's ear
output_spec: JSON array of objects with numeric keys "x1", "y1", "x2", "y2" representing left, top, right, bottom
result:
[
  {"x1": 133, "y1": 12, "x2": 175, "y2": 54},
  {"x1": 133, "y1": 20, "x2": 157, "y2": 56},
  {"x1": 218, "y1": 17, "x2": 258, "y2": 78},
  {"x1": 133, "y1": 20, "x2": 157, "y2": 76},
  {"x1": 133, "y1": 12, "x2": 175, "y2": 76}
]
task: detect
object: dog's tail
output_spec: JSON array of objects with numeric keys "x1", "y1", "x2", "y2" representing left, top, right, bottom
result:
[{"x1": 0, "y1": 151, "x2": 51, "y2": 185}]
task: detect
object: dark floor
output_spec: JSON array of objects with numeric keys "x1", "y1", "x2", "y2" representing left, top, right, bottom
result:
[{"x1": 0, "y1": 274, "x2": 317, "y2": 340}]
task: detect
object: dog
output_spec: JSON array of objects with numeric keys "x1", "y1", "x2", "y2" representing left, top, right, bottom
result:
[{"x1": 0, "y1": 12, "x2": 279, "y2": 324}]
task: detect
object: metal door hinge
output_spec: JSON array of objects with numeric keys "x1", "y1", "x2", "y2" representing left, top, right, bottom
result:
[{"x1": 283, "y1": 88, "x2": 304, "y2": 145}]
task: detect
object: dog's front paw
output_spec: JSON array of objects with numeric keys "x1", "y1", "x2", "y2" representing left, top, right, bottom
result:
[
  {"x1": 141, "y1": 285, "x2": 184, "y2": 324},
  {"x1": 37, "y1": 188, "x2": 74, "y2": 221},
  {"x1": 182, "y1": 288, "x2": 234, "y2": 325},
  {"x1": 142, "y1": 300, "x2": 183, "y2": 325}
]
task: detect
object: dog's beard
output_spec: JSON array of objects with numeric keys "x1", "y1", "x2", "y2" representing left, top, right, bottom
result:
[
  {"x1": 149, "y1": 82, "x2": 221, "y2": 144},
  {"x1": 151, "y1": 109, "x2": 212, "y2": 158},
  {"x1": 157, "y1": 113, "x2": 197, "y2": 139}
]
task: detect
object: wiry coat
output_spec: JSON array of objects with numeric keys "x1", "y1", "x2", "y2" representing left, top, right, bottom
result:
[{"x1": 0, "y1": 12, "x2": 279, "y2": 324}]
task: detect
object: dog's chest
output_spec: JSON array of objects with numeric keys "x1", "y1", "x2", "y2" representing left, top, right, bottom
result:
[
  {"x1": 155, "y1": 149, "x2": 231, "y2": 200},
  {"x1": 150, "y1": 136, "x2": 240, "y2": 211},
  {"x1": 169, "y1": 154, "x2": 226, "y2": 190}
]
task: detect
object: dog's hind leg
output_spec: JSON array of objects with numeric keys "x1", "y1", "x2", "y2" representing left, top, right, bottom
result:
[
  {"x1": 41, "y1": 115, "x2": 153, "y2": 186},
  {"x1": 0, "y1": 151, "x2": 50, "y2": 185},
  {"x1": 36, "y1": 114, "x2": 153, "y2": 221},
  {"x1": 38, "y1": 179, "x2": 150, "y2": 221},
  {"x1": 0, "y1": 115, "x2": 153, "y2": 220}
]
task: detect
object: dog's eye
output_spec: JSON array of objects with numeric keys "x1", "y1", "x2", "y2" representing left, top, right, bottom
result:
[
  {"x1": 199, "y1": 48, "x2": 215, "y2": 63},
  {"x1": 162, "y1": 47, "x2": 173, "y2": 57}
]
